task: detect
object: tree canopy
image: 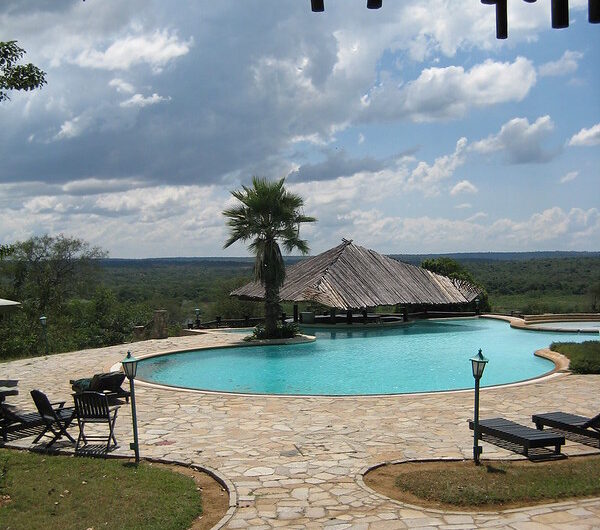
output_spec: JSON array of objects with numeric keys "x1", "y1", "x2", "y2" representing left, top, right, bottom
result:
[{"x1": 0, "y1": 41, "x2": 47, "y2": 102}]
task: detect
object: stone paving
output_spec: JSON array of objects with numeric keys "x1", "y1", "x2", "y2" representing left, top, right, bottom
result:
[{"x1": 2, "y1": 331, "x2": 600, "y2": 529}]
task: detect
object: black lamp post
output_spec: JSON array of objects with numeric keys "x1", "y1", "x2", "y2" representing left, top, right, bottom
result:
[
  {"x1": 122, "y1": 351, "x2": 140, "y2": 464},
  {"x1": 195, "y1": 308, "x2": 201, "y2": 329},
  {"x1": 470, "y1": 349, "x2": 488, "y2": 465},
  {"x1": 39, "y1": 315, "x2": 48, "y2": 355}
]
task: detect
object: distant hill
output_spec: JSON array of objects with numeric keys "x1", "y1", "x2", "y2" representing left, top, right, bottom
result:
[{"x1": 102, "y1": 250, "x2": 600, "y2": 268}]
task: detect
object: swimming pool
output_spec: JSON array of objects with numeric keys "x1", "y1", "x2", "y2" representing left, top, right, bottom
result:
[{"x1": 137, "y1": 318, "x2": 597, "y2": 395}]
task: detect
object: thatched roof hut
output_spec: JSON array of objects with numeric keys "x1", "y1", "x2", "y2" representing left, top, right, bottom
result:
[{"x1": 231, "y1": 239, "x2": 480, "y2": 310}]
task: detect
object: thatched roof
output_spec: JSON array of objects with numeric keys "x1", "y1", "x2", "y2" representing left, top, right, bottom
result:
[{"x1": 231, "y1": 239, "x2": 480, "y2": 309}]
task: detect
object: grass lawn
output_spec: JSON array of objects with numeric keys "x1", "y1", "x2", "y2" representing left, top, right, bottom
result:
[
  {"x1": 551, "y1": 341, "x2": 600, "y2": 374},
  {"x1": 0, "y1": 449, "x2": 211, "y2": 530},
  {"x1": 365, "y1": 456, "x2": 600, "y2": 510}
]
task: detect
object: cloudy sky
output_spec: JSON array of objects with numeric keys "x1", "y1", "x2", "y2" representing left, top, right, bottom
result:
[{"x1": 1, "y1": 0, "x2": 599, "y2": 258}]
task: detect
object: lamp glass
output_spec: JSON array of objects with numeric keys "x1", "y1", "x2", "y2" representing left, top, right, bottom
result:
[
  {"x1": 470, "y1": 349, "x2": 488, "y2": 379},
  {"x1": 39, "y1": 315, "x2": 47, "y2": 326},
  {"x1": 195, "y1": 308, "x2": 200, "y2": 317},
  {"x1": 122, "y1": 351, "x2": 138, "y2": 380}
]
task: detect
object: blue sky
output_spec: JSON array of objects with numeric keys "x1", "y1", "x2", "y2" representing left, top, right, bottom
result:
[{"x1": 1, "y1": 0, "x2": 598, "y2": 257}]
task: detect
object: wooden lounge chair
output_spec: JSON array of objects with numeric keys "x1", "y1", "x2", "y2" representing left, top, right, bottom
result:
[
  {"x1": 30, "y1": 390, "x2": 76, "y2": 447},
  {"x1": 73, "y1": 391, "x2": 120, "y2": 454},
  {"x1": 71, "y1": 372, "x2": 130, "y2": 403},
  {"x1": 532, "y1": 411, "x2": 600, "y2": 448},
  {"x1": 469, "y1": 417, "x2": 565, "y2": 458},
  {"x1": 1, "y1": 401, "x2": 44, "y2": 441}
]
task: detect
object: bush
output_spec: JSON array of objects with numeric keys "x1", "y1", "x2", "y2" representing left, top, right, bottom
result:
[
  {"x1": 245, "y1": 322, "x2": 299, "y2": 341},
  {"x1": 550, "y1": 341, "x2": 600, "y2": 374}
]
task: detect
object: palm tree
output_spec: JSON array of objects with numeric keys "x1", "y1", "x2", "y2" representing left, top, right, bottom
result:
[{"x1": 223, "y1": 177, "x2": 316, "y2": 338}]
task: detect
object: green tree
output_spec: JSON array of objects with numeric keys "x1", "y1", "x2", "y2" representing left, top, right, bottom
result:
[
  {"x1": 0, "y1": 41, "x2": 47, "y2": 102},
  {"x1": 8, "y1": 234, "x2": 107, "y2": 314},
  {"x1": 223, "y1": 177, "x2": 316, "y2": 337}
]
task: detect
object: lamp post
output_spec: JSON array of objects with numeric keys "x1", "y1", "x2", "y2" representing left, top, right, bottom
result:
[
  {"x1": 470, "y1": 349, "x2": 488, "y2": 465},
  {"x1": 39, "y1": 315, "x2": 48, "y2": 355},
  {"x1": 195, "y1": 308, "x2": 201, "y2": 329},
  {"x1": 122, "y1": 351, "x2": 140, "y2": 464}
]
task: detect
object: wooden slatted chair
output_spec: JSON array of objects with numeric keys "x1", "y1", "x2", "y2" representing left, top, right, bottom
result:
[
  {"x1": 30, "y1": 390, "x2": 76, "y2": 447},
  {"x1": 73, "y1": 391, "x2": 120, "y2": 454}
]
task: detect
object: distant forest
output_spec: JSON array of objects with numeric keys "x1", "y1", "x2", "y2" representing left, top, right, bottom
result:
[{"x1": 100, "y1": 252, "x2": 600, "y2": 323}]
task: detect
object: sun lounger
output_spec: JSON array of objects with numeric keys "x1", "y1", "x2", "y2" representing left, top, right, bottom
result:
[
  {"x1": 469, "y1": 417, "x2": 565, "y2": 457},
  {"x1": 1, "y1": 401, "x2": 44, "y2": 441},
  {"x1": 70, "y1": 372, "x2": 130, "y2": 403},
  {"x1": 532, "y1": 411, "x2": 600, "y2": 448}
]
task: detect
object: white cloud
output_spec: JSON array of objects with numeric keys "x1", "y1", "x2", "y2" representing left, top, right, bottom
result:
[
  {"x1": 568, "y1": 123, "x2": 600, "y2": 147},
  {"x1": 454, "y1": 203, "x2": 472, "y2": 209},
  {"x1": 406, "y1": 137, "x2": 468, "y2": 195},
  {"x1": 471, "y1": 115, "x2": 556, "y2": 163},
  {"x1": 465, "y1": 212, "x2": 487, "y2": 222},
  {"x1": 109, "y1": 78, "x2": 135, "y2": 94},
  {"x1": 73, "y1": 30, "x2": 192, "y2": 71},
  {"x1": 365, "y1": 57, "x2": 537, "y2": 122},
  {"x1": 61, "y1": 178, "x2": 146, "y2": 195},
  {"x1": 358, "y1": 133, "x2": 365, "y2": 144},
  {"x1": 120, "y1": 93, "x2": 170, "y2": 108},
  {"x1": 539, "y1": 50, "x2": 584, "y2": 77},
  {"x1": 54, "y1": 114, "x2": 92, "y2": 140},
  {"x1": 560, "y1": 171, "x2": 578, "y2": 184},
  {"x1": 450, "y1": 180, "x2": 478, "y2": 196}
]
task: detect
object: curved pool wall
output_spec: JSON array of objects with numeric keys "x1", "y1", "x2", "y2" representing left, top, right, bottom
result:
[{"x1": 136, "y1": 318, "x2": 597, "y2": 396}]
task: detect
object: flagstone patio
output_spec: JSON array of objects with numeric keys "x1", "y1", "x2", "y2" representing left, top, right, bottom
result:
[{"x1": 2, "y1": 332, "x2": 600, "y2": 529}]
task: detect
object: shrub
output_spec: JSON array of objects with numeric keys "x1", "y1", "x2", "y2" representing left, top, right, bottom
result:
[
  {"x1": 550, "y1": 341, "x2": 600, "y2": 374},
  {"x1": 245, "y1": 322, "x2": 299, "y2": 341}
]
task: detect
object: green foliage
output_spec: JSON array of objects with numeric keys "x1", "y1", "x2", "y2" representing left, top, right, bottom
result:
[
  {"x1": 206, "y1": 277, "x2": 263, "y2": 321},
  {"x1": 246, "y1": 322, "x2": 299, "y2": 341},
  {"x1": 421, "y1": 257, "x2": 473, "y2": 280},
  {"x1": 461, "y1": 256, "x2": 600, "y2": 313},
  {"x1": 550, "y1": 341, "x2": 600, "y2": 374},
  {"x1": 0, "y1": 244, "x2": 14, "y2": 260},
  {"x1": 0, "y1": 41, "x2": 47, "y2": 102},
  {"x1": 5, "y1": 234, "x2": 106, "y2": 314},
  {"x1": 0, "y1": 449, "x2": 201, "y2": 530},
  {"x1": 0, "y1": 235, "x2": 147, "y2": 360},
  {"x1": 223, "y1": 177, "x2": 315, "y2": 337}
]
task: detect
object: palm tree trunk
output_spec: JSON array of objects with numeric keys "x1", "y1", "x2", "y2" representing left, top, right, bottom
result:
[{"x1": 264, "y1": 282, "x2": 281, "y2": 337}]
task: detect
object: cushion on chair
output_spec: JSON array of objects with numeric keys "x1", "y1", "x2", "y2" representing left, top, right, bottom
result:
[{"x1": 71, "y1": 378, "x2": 92, "y2": 393}]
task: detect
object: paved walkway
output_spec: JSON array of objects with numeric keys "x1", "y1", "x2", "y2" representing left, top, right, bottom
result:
[{"x1": 3, "y1": 332, "x2": 600, "y2": 529}]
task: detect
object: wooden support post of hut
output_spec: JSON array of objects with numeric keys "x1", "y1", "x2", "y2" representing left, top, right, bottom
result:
[
  {"x1": 346, "y1": 309, "x2": 353, "y2": 325},
  {"x1": 293, "y1": 304, "x2": 299, "y2": 322},
  {"x1": 330, "y1": 308, "x2": 336, "y2": 324},
  {"x1": 362, "y1": 308, "x2": 368, "y2": 324}
]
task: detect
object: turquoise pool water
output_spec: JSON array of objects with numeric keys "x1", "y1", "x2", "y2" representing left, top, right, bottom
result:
[{"x1": 137, "y1": 318, "x2": 597, "y2": 395}]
